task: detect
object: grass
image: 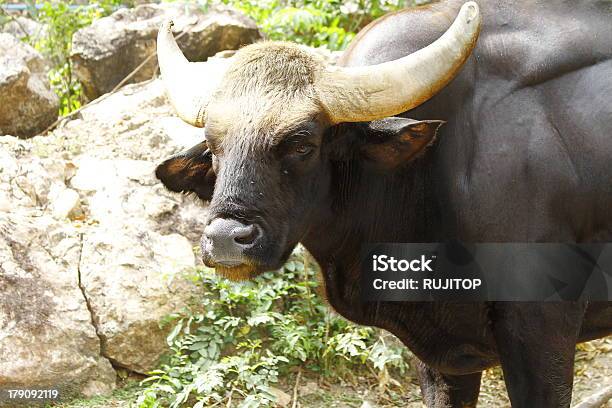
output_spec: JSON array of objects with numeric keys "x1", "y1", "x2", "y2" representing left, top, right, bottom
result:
[
  {"x1": 47, "y1": 381, "x2": 142, "y2": 408},
  {"x1": 49, "y1": 338, "x2": 612, "y2": 408}
]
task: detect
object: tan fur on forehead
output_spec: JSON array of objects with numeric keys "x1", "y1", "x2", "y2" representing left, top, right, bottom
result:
[
  {"x1": 221, "y1": 41, "x2": 326, "y2": 96},
  {"x1": 206, "y1": 42, "x2": 326, "y2": 145}
]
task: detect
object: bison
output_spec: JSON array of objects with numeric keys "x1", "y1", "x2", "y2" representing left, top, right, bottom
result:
[{"x1": 154, "y1": 1, "x2": 612, "y2": 406}]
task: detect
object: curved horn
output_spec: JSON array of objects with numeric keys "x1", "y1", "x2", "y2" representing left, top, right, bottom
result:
[
  {"x1": 157, "y1": 21, "x2": 227, "y2": 127},
  {"x1": 318, "y1": 1, "x2": 482, "y2": 124}
]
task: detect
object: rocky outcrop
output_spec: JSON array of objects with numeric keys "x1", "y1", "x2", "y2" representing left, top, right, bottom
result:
[
  {"x1": 0, "y1": 146, "x2": 116, "y2": 399},
  {"x1": 72, "y1": 154, "x2": 201, "y2": 373},
  {"x1": 71, "y1": 3, "x2": 262, "y2": 100},
  {"x1": 0, "y1": 33, "x2": 59, "y2": 138},
  {"x1": 80, "y1": 224, "x2": 197, "y2": 372},
  {"x1": 0, "y1": 54, "x2": 238, "y2": 397}
]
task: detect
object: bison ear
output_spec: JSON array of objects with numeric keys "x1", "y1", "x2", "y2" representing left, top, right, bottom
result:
[
  {"x1": 360, "y1": 117, "x2": 444, "y2": 171},
  {"x1": 155, "y1": 141, "x2": 215, "y2": 201}
]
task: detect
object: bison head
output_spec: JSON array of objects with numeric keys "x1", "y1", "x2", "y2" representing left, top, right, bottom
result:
[{"x1": 155, "y1": 2, "x2": 481, "y2": 280}]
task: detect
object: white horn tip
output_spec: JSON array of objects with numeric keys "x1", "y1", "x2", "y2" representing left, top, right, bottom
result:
[
  {"x1": 461, "y1": 2, "x2": 480, "y2": 25},
  {"x1": 160, "y1": 19, "x2": 175, "y2": 33}
]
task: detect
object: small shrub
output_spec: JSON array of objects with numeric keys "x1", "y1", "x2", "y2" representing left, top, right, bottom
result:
[
  {"x1": 1, "y1": 0, "x2": 417, "y2": 114},
  {"x1": 208, "y1": 0, "x2": 408, "y2": 50},
  {"x1": 0, "y1": 1, "x2": 122, "y2": 115},
  {"x1": 34, "y1": 1, "x2": 117, "y2": 115},
  {"x1": 137, "y1": 247, "x2": 409, "y2": 408}
]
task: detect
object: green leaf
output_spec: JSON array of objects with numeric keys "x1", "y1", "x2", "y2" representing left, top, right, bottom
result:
[{"x1": 166, "y1": 320, "x2": 184, "y2": 346}]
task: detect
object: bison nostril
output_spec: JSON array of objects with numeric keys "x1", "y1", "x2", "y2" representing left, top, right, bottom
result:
[
  {"x1": 233, "y1": 224, "x2": 259, "y2": 246},
  {"x1": 203, "y1": 218, "x2": 260, "y2": 263}
]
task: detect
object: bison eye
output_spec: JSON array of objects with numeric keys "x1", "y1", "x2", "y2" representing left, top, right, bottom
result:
[
  {"x1": 278, "y1": 133, "x2": 318, "y2": 159},
  {"x1": 293, "y1": 144, "x2": 314, "y2": 156}
]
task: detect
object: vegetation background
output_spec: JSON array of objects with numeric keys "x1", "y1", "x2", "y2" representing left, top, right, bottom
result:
[
  {"x1": 0, "y1": 0, "x2": 420, "y2": 115},
  {"x1": 0, "y1": 1, "x2": 610, "y2": 407}
]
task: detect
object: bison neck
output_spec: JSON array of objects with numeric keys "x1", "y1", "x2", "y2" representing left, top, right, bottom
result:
[
  {"x1": 301, "y1": 158, "x2": 438, "y2": 309},
  {"x1": 300, "y1": 160, "x2": 498, "y2": 374}
]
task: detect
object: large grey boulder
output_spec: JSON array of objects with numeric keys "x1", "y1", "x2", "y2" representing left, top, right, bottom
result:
[
  {"x1": 2, "y1": 16, "x2": 47, "y2": 42},
  {"x1": 0, "y1": 146, "x2": 116, "y2": 401},
  {"x1": 0, "y1": 54, "x2": 234, "y2": 384},
  {"x1": 72, "y1": 155, "x2": 201, "y2": 373},
  {"x1": 0, "y1": 33, "x2": 59, "y2": 138},
  {"x1": 71, "y1": 3, "x2": 262, "y2": 100},
  {"x1": 55, "y1": 79, "x2": 209, "y2": 373},
  {"x1": 80, "y1": 223, "x2": 198, "y2": 373}
]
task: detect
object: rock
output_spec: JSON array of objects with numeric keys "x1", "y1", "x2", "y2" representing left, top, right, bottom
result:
[
  {"x1": 71, "y1": 3, "x2": 262, "y2": 100},
  {"x1": 0, "y1": 53, "x2": 229, "y2": 377},
  {"x1": 0, "y1": 33, "x2": 59, "y2": 137},
  {"x1": 44, "y1": 70, "x2": 216, "y2": 164},
  {"x1": 0, "y1": 137, "x2": 72, "y2": 209},
  {"x1": 0, "y1": 152, "x2": 116, "y2": 399},
  {"x1": 268, "y1": 387, "x2": 292, "y2": 407},
  {"x1": 2, "y1": 16, "x2": 47, "y2": 42},
  {"x1": 72, "y1": 155, "x2": 201, "y2": 373},
  {"x1": 80, "y1": 227, "x2": 197, "y2": 373},
  {"x1": 0, "y1": 144, "x2": 115, "y2": 400},
  {"x1": 299, "y1": 381, "x2": 318, "y2": 396},
  {"x1": 0, "y1": 132, "x2": 201, "y2": 387},
  {"x1": 48, "y1": 186, "x2": 82, "y2": 220}
]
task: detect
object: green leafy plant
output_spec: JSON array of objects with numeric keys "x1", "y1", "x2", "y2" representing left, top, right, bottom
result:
[
  {"x1": 206, "y1": 0, "x2": 408, "y2": 50},
  {"x1": 1, "y1": 1, "x2": 122, "y2": 115},
  {"x1": 33, "y1": 1, "x2": 112, "y2": 115},
  {"x1": 137, "y1": 247, "x2": 409, "y2": 408},
  {"x1": 2, "y1": 0, "x2": 416, "y2": 115}
]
